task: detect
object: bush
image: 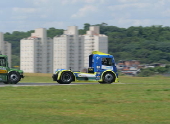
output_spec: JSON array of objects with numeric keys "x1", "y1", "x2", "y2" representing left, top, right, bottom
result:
[
  {"x1": 137, "y1": 66, "x2": 170, "y2": 77},
  {"x1": 138, "y1": 68, "x2": 155, "y2": 77}
]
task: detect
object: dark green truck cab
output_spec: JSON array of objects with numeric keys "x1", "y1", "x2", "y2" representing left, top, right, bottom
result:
[{"x1": 0, "y1": 55, "x2": 24, "y2": 84}]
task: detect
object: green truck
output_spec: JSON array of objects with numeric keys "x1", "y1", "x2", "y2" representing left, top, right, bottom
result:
[{"x1": 0, "y1": 54, "x2": 24, "y2": 84}]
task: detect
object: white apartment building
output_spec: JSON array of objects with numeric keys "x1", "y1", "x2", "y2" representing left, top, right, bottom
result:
[
  {"x1": 83, "y1": 26, "x2": 108, "y2": 68},
  {"x1": 20, "y1": 26, "x2": 108, "y2": 73},
  {"x1": 53, "y1": 26, "x2": 84, "y2": 72},
  {"x1": 53, "y1": 26, "x2": 108, "y2": 72},
  {"x1": 20, "y1": 28, "x2": 53, "y2": 73},
  {"x1": 0, "y1": 32, "x2": 11, "y2": 67}
]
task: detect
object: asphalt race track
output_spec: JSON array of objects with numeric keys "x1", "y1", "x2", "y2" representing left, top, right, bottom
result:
[{"x1": 0, "y1": 82, "x2": 100, "y2": 87}]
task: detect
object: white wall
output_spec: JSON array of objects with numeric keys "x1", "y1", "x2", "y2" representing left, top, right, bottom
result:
[
  {"x1": 20, "y1": 39, "x2": 35, "y2": 73},
  {"x1": 53, "y1": 36, "x2": 68, "y2": 72},
  {"x1": 83, "y1": 26, "x2": 108, "y2": 68},
  {"x1": 53, "y1": 26, "x2": 108, "y2": 71},
  {"x1": 4, "y1": 42, "x2": 11, "y2": 67},
  {"x1": 21, "y1": 26, "x2": 108, "y2": 73},
  {"x1": 20, "y1": 28, "x2": 53, "y2": 73},
  {"x1": 0, "y1": 32, "x2": 12, "y2": 67}
]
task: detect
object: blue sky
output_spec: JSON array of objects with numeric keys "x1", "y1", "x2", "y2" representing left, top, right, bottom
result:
[{"x1": 0, "y1": 0, "x2": 170, "y2": 32}]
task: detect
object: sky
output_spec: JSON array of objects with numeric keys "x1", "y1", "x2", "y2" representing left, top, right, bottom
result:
[{"x1": 0, "y1": 0, "x2": 170, "y2": 33}]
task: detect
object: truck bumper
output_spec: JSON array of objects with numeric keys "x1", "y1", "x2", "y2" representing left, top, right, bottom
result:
[
  {"x1": 21, "y1": 75, "x2": 24, "y2": 78},
  {"x1": 52, "y1": 74, "x2": 58, "y2": 81},
  {"x1": 115, "y1": 78, "x2": 119, "y2": 83}
]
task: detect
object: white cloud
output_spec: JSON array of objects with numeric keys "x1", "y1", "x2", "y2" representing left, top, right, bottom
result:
[
  {"x1": 61, "y1": 0, "x2": 104, "y2": 4},
  {"x1": 40, "y1": 15, "x2": 48, "y2": 18},
  {"x1": 61, "y1": 0, "x2": 69, "y2": 5},
  {"x1": 131, "y1": 19, "x2": 151, "y2": 26},
  {"x1": 13, "y1": 7, "x2": 38, "y2": 13},
  {"x1": 118, "y1": 0, "x2": 138, "y2": 3},
  {"x1": 84, "y1": 0, "x2": 97, "y2": 3},
  {"x1": 162, "y1": 9, "x2": 170, "y2": 17},
  {"x1": 61, "y1": 0, "x2": 82, "y2": 4},
  {"x1": 108, "y1": 3, "x2": 151, "y2": 11},
  {"x1": 72, "y1": 0, "x2": 82, "y2": 3},
  {"x1": 107, "y1": 18, "x2": 152, "y2": 28},
  {"x1": 112, "y1": 13, "x2": 131, "y2": 19},
  {"x1": 0, "y1": 10, "x2": 3, "y2": 14},
  {"x1": 43, "y1": 21, "x2": 65, "y2": 29},
  {"x1": 11, "y1": 16, "x2": 28, "y2": 20},
  {"x1": 106, "y1": 0, "x2": 170, "y2": 28},
  {"x1": 29, "y1": 0, "x2": 49, "y2": 6},
  {"x1": 84, "y1": 0, "x2": 107, "y2": 3},
  {"x1": 1, "y1": 0, "x2": 170, "y2": 32},
  {"x1": 71, "y1": 5, "x2": 97, "y2": 18}
]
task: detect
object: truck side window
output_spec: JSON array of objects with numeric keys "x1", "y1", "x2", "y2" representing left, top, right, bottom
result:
[
  {"x1": 0, "y1": 58, "x2": 5, "y2": 66},
  {"x1": 102, "y1": 58, "x2": 112, "y2": 66}
]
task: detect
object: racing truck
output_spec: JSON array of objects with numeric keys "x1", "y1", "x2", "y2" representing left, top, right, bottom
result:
[
  {"x1": 0, "y1": 54, "x2": 24, "y2": 84},
  {"x1": 52, "y1": 51, "x2": 118, "y2": 84}
]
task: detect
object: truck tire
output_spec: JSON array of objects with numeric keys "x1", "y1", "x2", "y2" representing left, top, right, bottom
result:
[
  {"x1": 99, "y1": 72, "x2": 115, "y2": 84},
  {"x1": 7, "y1": 71, "x2": 20, "y2": 84},
  {"x1": 57, "y1": 71, "x2": 73, "y2": 84}
]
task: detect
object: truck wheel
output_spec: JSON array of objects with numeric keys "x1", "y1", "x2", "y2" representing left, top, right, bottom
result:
[
  {"x1": 8, "y1": 71, "x2": 20, "y2": 84},
  {"x1": 99, "y1": 72, "x2": 115, "y2": 84},
  {"x1": 58, "y1": 71, "x2": 73, "y2": 84}
]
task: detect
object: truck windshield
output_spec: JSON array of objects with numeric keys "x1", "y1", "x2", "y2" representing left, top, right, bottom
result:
[
  {"x1": 0, "y1": 57, "x2": 6, "y2": 66},
  {"x1": 102, "y1": 58, "x2": 113, "y2": 66}
]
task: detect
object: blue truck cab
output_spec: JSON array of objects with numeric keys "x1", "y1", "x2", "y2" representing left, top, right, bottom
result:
[{"x1": 52, "y1": 51, "x2": 118, "y2": 84}]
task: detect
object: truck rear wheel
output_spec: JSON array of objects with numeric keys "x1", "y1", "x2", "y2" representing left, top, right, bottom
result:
[
  {"x1": 57, "y1": 71, "x2": 73, "y2": 84},
  {"x1": 7, "y1": 71, "x2": 20, "y2": 84},
  {"x1": 99, "y1": 72, "x2": 115, "y2": 84}
]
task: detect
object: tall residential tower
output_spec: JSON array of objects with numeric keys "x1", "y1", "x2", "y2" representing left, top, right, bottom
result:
[
  {"x1": 53, "y1": 26, "x2": 84, "y2": 72},
  {"x1": 83, "y1": 26, "x2": 108, "y2": 68},
  {"x1": 0, "y1": 32, "x2": 11, "y2": 67},
  {"x1": 20, "y1": 28, "x2": 53, "y2": 73},
  {"x1": 53, "y1": 26, "x2": 108, "y2": 72},
  {"x1": 20, "y1": 26, "x2": 108, "y2": 73}
]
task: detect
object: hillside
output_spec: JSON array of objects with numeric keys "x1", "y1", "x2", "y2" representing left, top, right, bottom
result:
[{"x1": 4, "y1": 23, "x2": 170, "y2": 67}]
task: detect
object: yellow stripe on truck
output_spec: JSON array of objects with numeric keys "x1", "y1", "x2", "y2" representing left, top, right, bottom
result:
[{"x1": 0, "y1": 70, "x2": 7, "y2": 73}]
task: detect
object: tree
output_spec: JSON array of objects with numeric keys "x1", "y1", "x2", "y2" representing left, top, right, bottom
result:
[
  {"x1": 3, "y1": 23, "x2": 170, "y2": 68},
  {"x1": 47, "y1": 27, "x2": 63, "y2": 38},
  {"x1": 83, "y1": 23, "x2": 91, "y2": 31}
]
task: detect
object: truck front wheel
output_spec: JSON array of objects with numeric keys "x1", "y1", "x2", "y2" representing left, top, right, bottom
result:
[
  {"x1": 57, "y1": 71, "x2": 73, "y2": 84},
  {"x1": 99, "y1": 72, "x2": 115, "y2": 84},
  {"x1": 7, "y1": 71, "x2": 20, "y2": 84}
]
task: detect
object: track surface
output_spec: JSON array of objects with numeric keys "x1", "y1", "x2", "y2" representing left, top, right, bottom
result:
[{"x1": 0, "y1": 82, "x2": 99, "y2": 87}]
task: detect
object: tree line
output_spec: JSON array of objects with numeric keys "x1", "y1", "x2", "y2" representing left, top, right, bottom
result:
[{"x1": 4, "y1": 23, "x2": 170, "y2": 68}]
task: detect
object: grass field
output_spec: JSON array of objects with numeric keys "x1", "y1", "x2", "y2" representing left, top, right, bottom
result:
[
  {"x1": 20, "y1": 73, "x2": 54, "y2": 83},
  {"x1": 0, "y1": 74, "x2": 170, "y2": 124}
]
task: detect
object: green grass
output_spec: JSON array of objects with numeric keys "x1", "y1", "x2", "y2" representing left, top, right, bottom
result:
[
  {"x1": 20, "y1": 73, "x2": 53, "y2": 83},
  {"x1": 1, "y1": 75, "x2": 170, "y2": 124}
]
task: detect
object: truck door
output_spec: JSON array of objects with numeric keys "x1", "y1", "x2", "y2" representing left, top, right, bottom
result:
[
  {"x1": 95, "y1": 55, "x2": 102, "y2": 72},
  {"x1": 0, "y1": 57, "x2": 8, "y2": 82}
]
